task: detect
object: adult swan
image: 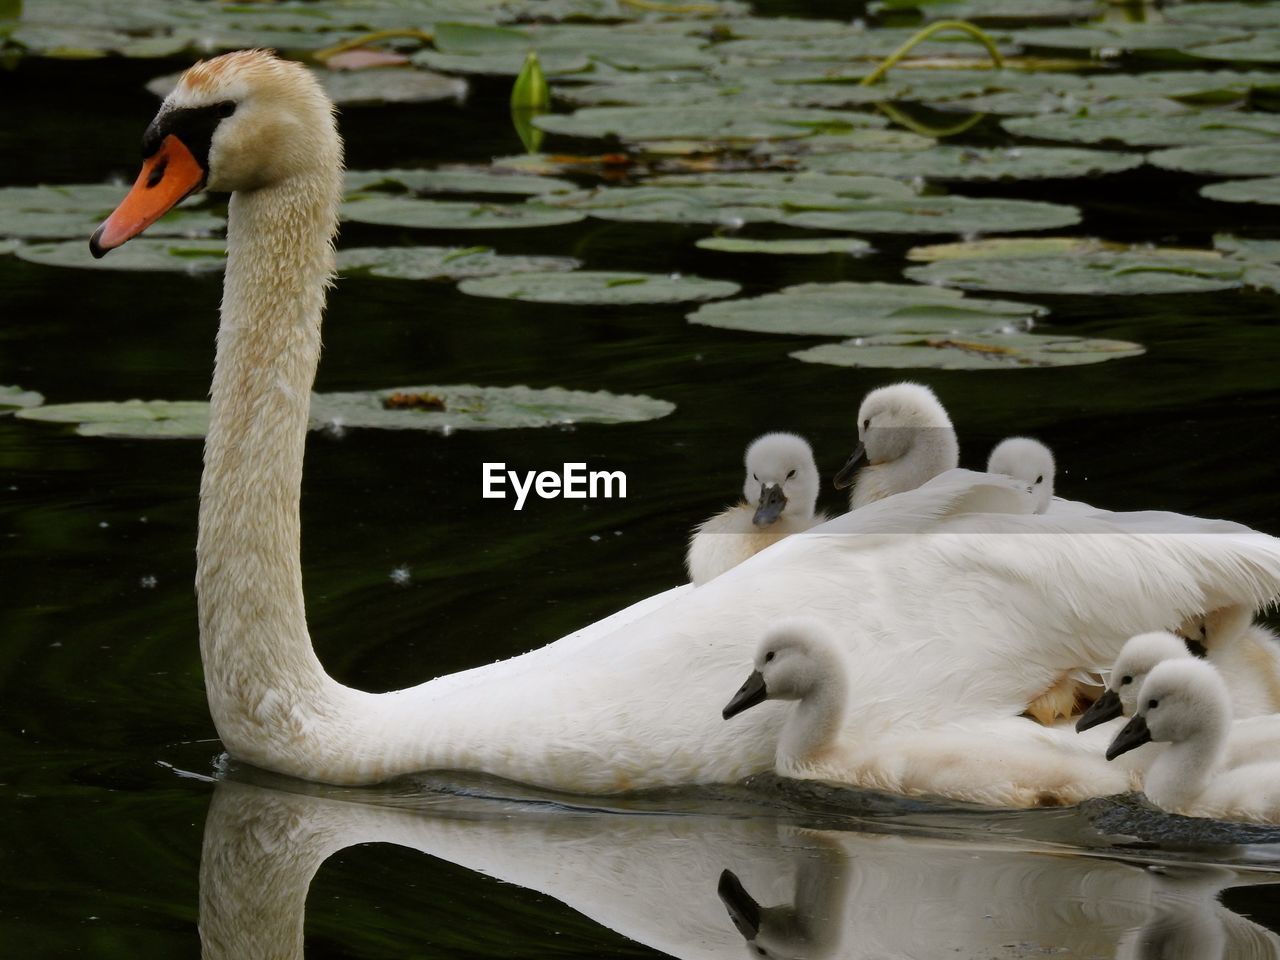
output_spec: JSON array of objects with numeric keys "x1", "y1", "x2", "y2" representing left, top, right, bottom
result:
[{"x1": 91, "y1": 50, "x2": 1280, "y2": 796}]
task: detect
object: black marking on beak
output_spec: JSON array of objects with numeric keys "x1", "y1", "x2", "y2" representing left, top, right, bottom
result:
[
  {"x1": 832, "y1": 442, "x2": 866, "y2": 490},
  {"x1": 718, "y1": 869, "x2": 761, "y2": 941},
  {"x1": 753, "y1": 483, "x2": 787, "y2": 527},
  {"x1": 1076, "y1": 687, "x2": 1122, "y2": 732},
  {"x1": 1106, "y1": 713, "x2": 1152, "y2": 761},
  {"x1": 723, "y1": 669, "x2": 768, "y2": 720}
]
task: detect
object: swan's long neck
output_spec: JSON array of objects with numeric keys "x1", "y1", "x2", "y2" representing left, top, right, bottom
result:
[
  {"x1": 851, "y1": 429, "x2": 957, "y2": 509},
  {"x1": 1142, "y1": 720, "x2": 1227, "y2": 813},
  {"x1": 196, "y1": 163, "x2": 350, "y2": 773},
  {"x1": 779, "y1": 668, "x2": 850, "y2": 767}
]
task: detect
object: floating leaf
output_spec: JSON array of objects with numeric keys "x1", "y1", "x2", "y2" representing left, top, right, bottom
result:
[
  {"x1": 0, "y1": 385, "x2": 44, "y2": 412},
  {"x1": 1009, "y1": 23, "x2": 1243, "y2": 53},
  {"x1": 0, "y1": 184, "x2": 222, "y2": 241},
  {"x1": 1182, "y1": 34, "x2": 1280, "y2": 65},
  {"x1": 803, "y1": 145, "x2": 1143, "y2": 182},
  {"x1": 687, "y1": 281, "x2": 1043, "y2": 337},
  {"x1": 533, "y1": 105, "x2": 884, "y2": 143},
  {"x1": 1084, "y1": 70, "x2": 1280, "y2": 103},
  {"x1": 337, "y1": 246, "x2": 579, "y2": 280},
  {"x1": 647, "y1": 171, "x2": 916, "y2": 199},
  {"x1": 1201, "y1": 177, "x2": 1280, "y2": 206},
  {"x1": 16, "y1": 399, "x2": 211, "y2": 438},
  {"x1": 870, "y1": 0, "x2": 1103, "y2": 22},
  {"x1": 905, "y1": 249, "x2": 1244, "y2": 295},
  {"x1": 344, "y1": 167, "x2": 576, "y2": 197},
  {"x1": 1004, "y1": 108, "x2": 1280, "y2": 147},
  {"x1": 792, "y1": 332, "x2": 1144, "y2": 370},
  {"x1": 694, "y1": 236, "x2": 872, "y2": 256},
  {"x1": 1166, "y1": 3, "x2": 1280, "y2": 31},
  {"x1": 15, "y1": 238, "x2": 226, "y2": 273},
  {"x1": 906, "y1": 236, "x2": 1116, "y2": 261},
  {"x1": 781, "y1": 196, "x2": 1080, "y2": 235},
  {"x1": 1213, "y1": 234, "x2": 1280, "y2": 262},
  {"x1": 457, "y1": 270, "x2": 739, "y2": 304},
  {"x1": 340, "y1": 196, "x2": 585, "y2": 230},
  {"x1": 1148, "y1": 142, "x2": 1280, "y2": 177}
]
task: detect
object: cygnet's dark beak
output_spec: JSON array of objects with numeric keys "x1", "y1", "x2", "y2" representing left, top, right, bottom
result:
[
  {"x1": 832, "y1": 442, "x2": 866, "y2": 490},
  {"x1": 1181, "y1": 635, "x2": 1209, "y2": 659},
  {"x1": 1075, "y1": 687, "x2": 1122, "y2": 732},
  {"x1": 722, "y1": 669, "x2": 768, "y2": 720},
  {"x1": 753, "y1": 483, "x2": 787, "y2": 527},
  {"x1": 1105, "y1": 713, "x2": 1152, "y2": 761},
  {"x1": 717, "y1": 869, "x2": 762, "y2": 941}
]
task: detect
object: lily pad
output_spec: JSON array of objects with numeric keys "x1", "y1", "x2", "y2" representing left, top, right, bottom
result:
[
  {"x1": 0, "y1": 386, "x2": 44, "y2": 412},
  {"x1": 1166, "y1": 3, "x2": 1280, "y2": 30},
  {"x1": 906, "y1": 236, "x2": 1115, "y2": 262},
  {"x1": 1084, "y1": 70, "x2": 1280, "y2": 103},
  {"x1": 870, "y1": 0, "x2": 1101, "y2": 21},
  {"x1": 688, "y1": 281, "x2": 1043, "y2": 337},
  {"x1": 791, "y1": 332, "x2": 1145, "y2": 370},
  {"x1": 15, "y1": 238, "x2": 227, "y2": 273},
  {"x1": 337, "y1": 246, "x2": 579, "y2": 280},
  {"x1": 1182, "y1": 34, "x2": 1280, "y2": 65},
  {"x1": 803, "y1": 146, "x2": 1143, "y2": 182},
  {"x1": 781, "y1": 196, "x2": 1080, "y2": 235},
  {"x1": 1009, "y1": 23, "x2": 1243, "y2": 53},
  {"x1": 457, "y1": 271, "x2": 740, "y2": 305},
  {"x1": 340, "y1": 196, "x2": 585, "y2": 230},
  {"x1": 533, "y1": 105, "x2": 883, "y2": 143},
  {"x1": 1201, "y1": 177, "x2": 1280, "y2": 206},
  {"x1": 1148, "y1": 142, "x2": 1280, "y2": 177},
  {"x1": 904, "y1": 249, "x2": 1244, "y2": 295},
  {"x1": 694, "y1": 236, "x2": 872, "y2": 256},
  {"x1": 0, "y1": 184, "x2": 223, "y2": 241},
  {"x1": 1213, "y1": 235, "x2": 1280, "y2": 262},
  {"x1": 1004, "y1": 108, "x2": 1280, "y2": 147},
  {"x1": 344, "y1": 167, "x2": 577, "y2": 197},
  {"x1": 17, "y1": 386, "x2": 676, "y2": 437}
]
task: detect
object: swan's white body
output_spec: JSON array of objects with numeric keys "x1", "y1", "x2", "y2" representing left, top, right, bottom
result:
[
  {"x1": 987, "y1": 436, "x2": 1055, "y2": 514},
  {"x1": 1111, "y1": 659, "x2": 1280, "y2": 823},
  {"x1": 842, "y1": 382, "x2": 959, "y2": 509},
  {"x1": 97, "y1": 52, "x2": 1280, "y2": 795},
  {"x1": 686, "y1": 432, "x2": 826, "y2": 585}
]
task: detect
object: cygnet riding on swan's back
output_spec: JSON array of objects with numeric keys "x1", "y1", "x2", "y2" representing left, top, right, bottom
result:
[
  {"x1": 832, "y1": 383, "x2": 958, "y2": 509},
  {"x1": 987, "y1": 437, "x2": 1055, "y2": 514},
  {"x1": 686, "y1": 433, "x2": 825, "y2": 586},
  {"x1": 1107, "y1": 658, "x2": 1280, "y2": 823},
  {"x1": 1176, "y1": 605, "x2": 1280, "y2": 717},
  {"x1": 723, "y1": 619, "x2": 1136, "y2": 807},
  {"x1": 87, "y1": 50, "x2": 1280, "y2": 796}
]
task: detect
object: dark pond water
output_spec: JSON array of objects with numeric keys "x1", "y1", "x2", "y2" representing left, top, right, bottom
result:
[{"x1": 5, "y1": 1, "x2": 1280, "y2": 957}]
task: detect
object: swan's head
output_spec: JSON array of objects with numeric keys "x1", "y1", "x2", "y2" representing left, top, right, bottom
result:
[
  {"x1": 91, "y1": 49, "x2": 341, "y2": 257},
  {"x1": 1076, "y1": 631, "x2": 1190, "y2": 732},
  {"x1": 722, "y1": 618, "x2": 844, "y2": 719},
  {"x1": 833, "y1": 382, "x2": 956, "y2": 489},
  {"x1": 741, "y1": 432, "x2": 820, "y2": 527},
  {"x1": 1106, "y1": 658, "x2": 1229, "y2": 761},
  {"x1": 986, "y1": 437, "x2": 1055, "y2": 514}
]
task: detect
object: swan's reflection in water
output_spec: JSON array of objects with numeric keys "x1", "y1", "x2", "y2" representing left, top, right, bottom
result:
[{"x1": 199, "y1": 775, "x2": 1280, "y2": 960}]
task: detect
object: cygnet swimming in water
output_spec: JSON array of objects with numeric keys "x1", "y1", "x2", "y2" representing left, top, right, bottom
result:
[
  {"x1": 1107, "y1": 658, "x2": 1280, "y2": 823},
  {"x1": 722, "y1": 618, "x2": 1135, "y2": 808},
  {"x1": 986, "y1": 437, "x2": 1055, "y2": 514},
  {"x1": 686, "y1": 432, "x2": 825, "y2": 586},
  {"x1": 833, "y1": 382, "x2": 959, "y2": 510}
]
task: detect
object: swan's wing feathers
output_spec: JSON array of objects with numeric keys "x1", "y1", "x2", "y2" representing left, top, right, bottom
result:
[{"x1": 817, "y1": 470, "x2": 1031, "y2": 538}]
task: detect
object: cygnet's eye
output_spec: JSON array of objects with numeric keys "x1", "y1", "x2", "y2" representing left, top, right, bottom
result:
[
  {"x1": 764, "y1": 651, "x2": 775, "y2": 662},
  {"x1": 1035, "y1": 475, "x2": 1044, "y2": 484},
  {"x1": 786, "y1": 469, "x2": 796, "y2": 479},
  {"x1": 216, "y1": 100, "x2": 236, "y2": 118},
  {"x1": 1120, "y1": 675, "x2": 1132, "y2": 686},
  {"x1": 752, "y1": 473, "x2": 758, "y2": 482},
  {"x1": 863, "y1": 418, "x2": 870, "y2": 430},
  {"x1": 1147, "y1": 698, "x2": 1159, "y2": 710}
]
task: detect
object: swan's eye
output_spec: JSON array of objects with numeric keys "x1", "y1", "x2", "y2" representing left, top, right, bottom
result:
[
  {"x1": 764, "y1": 651, "x2": 775, "y2": 662},
  {"x1": 1035, "y1": 475, "x2": 1043, "y2": 484},
  {"x1": 786, "y1": 469, "x2": 796, "y2": 479},
  {"x1": 1147, "y1": 698, "x2": 1159, "y2": 710},
  {"x1": 216, "y1": 101, "x2": 236, "y2": 118},
  {"x1": 1120, "y1": 675, "x2": 1132, "y2": 686}
]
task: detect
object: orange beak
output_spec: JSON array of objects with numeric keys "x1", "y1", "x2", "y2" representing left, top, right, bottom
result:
[{"x1": 90, "y1": 135, "x2": 207, "y2": 258}]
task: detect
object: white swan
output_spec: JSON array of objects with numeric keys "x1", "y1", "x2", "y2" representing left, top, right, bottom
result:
[
  {"x1": 832, "y1": 382, "x2": 959, "y2": 509},
  {"x1": 91, "y1": 50, "x2": 1280, "y2": 794},
  {"x1": 1107, "y1": 658, "x2": 1280, "y2": 823},
  {"x1": 722, "y1": 618, "x2": 1137, "y2": 807},
  {"x1": 686, "y1": 432, "x2": 825, "y2": 586},
  {"x1": 987, "y1": 436, "x2": 1054, "y2": 514},
  {"x1": 1178, "y1": 606, "x2": 1280, "y2": 717}
]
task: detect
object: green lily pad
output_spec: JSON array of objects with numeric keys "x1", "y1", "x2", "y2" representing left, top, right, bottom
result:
[
  {"x1": 1004, "y1": 108, "x2": 1280, "y2": 147},
  {"x1": 17, "y1": 385, "x2": 676, "y2": 437},
  {"x1": 0, "y1": 239, "x2": 18, "y2": 256},
  {"x1": 1147, "y1": 142, "x2": 1280, "y2": 177},
  {"x1": 870, "y1": 0, "x2": 1100, "y2": 21},
  {"x1": 344, "y1": 167, "x2": 577, "y2": 197},
  {"x1": 1214, "y1": 234, "x2": 1280, "y2": 262},
  {"x1": 1182, "y1": 34, "x2": 1280, "y2": 65},
  {"x1": 1166, "y1": 3, "x2": 1280, "y2": 30},
  {"x1": 791, "y1": 332, "x2": 1145, "y2": 370},
  {"x1": 687, "y1": 281, "x2": 1043, "y2": 337},
  {"x1": 533, "y1": 105, "x2": 883, "y2": 143},
  {"x1": 0, "y1": 385, "x2": 44, "y2": 412},
  {"x1": 782, "y1": 196, "x2": 1080, "y2": 235},
  {"x1": 414, "y1": 49, "x2": 593, "y2": 77},
  {"x1": 0, "y1": 184, "x2": 222, "y2": 241},
  {"x1": 646, "y1": 171, "x2": 915, "y2": 198},
  {"x1": 803, "y1": 146, "x2": 1143, "y2": 182},
  {"x1": 337, "y1": 246, "x2": 579, "y2": 280},
  {"x1": 457, "y1": 270, "x2": 740, "y2": 304},
  {"x1": 340, "y1": 196, "x2": 585, "y2": 230},
  {"x1": 147, "y1": 66, "x2": 468, "y2": 106},
  {"x1": 904, "y1": 249, "x2": 1244, "y2": 295},
  {"x1": 906, "y1": 236, "x2": 1114, "y2": 261},
  {"x1": 1084, "y1": 70, "x2": 1280, "y2": 103},
  {"x1": 15, "y1": 238, "x2": 227, "y2": 273},
  {"x1": 1009, "y1": 23, "x2": 1244, "y2": 53},
  {"x1": 754, "y1": 128, "x2": 938, "y2": 158},
  {"x1": 694, "y1": 236, "x2": 873, "y2": 256},
  {"x1": 540, "y1": 186, "x2": 795, "y2": 226},
  {"x1": 1201, "y1": 177, "x2": 1280, "y2": 206}
]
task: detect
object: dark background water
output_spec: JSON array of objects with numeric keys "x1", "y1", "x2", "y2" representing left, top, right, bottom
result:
[{"x1": 5, "y1": 6, "x2": 1280, "y2": 958}]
